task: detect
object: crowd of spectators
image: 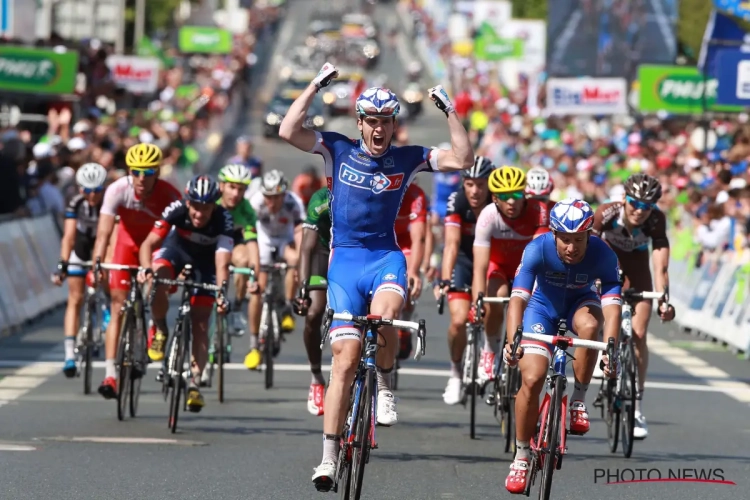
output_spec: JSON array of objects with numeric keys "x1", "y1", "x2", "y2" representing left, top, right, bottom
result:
[
  {"x1": 0, "y1": 2, "x2": 282, "y2": 229},
  {"x1": 404, "y1": 0, "x2": 750, "y2": 264}
]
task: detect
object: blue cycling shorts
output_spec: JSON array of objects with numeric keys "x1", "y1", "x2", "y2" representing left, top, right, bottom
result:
[
  {"x1": 521, "y1": 292, "x2": 601, "y2": 360},
  {"x1": 327, "y1": 247, "x2": 407, "y2": 344}
]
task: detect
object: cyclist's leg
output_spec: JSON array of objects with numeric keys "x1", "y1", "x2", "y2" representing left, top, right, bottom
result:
[
  {"x1": 397, "y1": 246, "x2": 414, "y2": 360},
  {"x1": 305, "y1": 246, "x2": 329, "y2": 416},
  {"x1": 281, "y1": 240, "x2": 298, "y2": 331},
  {"x1": 63, "y1": 252, "x2": 87, "y2": 376},
  {"x1": 480, "y1": 262, "x2": 511, "y2": 379},
  {"x1": 568, "y1": 294, "x2": 605, "y2": 435},
  {"x1": 506, "y1": 303, "x2": 554, "y2": 494},
  {"x1": 231, "y1": 244, "x2": 250, "y2": 303},
  {"x1": 245, "y1": 270, "x2": 267, "y2": 369},
  {"x1": 149, "y1": 246, "x2": 185, "y2": 361},
  {"x1": 443, "y1": 252, "x2": 472, "y2": 404},
  {"x1": 314, "y1": 248, "x2": 367, "y2": 488}
]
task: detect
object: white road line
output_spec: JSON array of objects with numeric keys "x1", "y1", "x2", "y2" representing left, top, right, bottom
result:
[
  {"x1": 648, "y1": 0, "x2": 676, "y2": 57},
  {"x1": 260, "y1": 5, "x2": 302, "y2": 102},
  {"x1": 550, "y1": 10, "x2": 582, "y2": 65}
]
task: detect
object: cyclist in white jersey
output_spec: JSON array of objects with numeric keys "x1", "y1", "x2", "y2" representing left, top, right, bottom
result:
[{"x1": 243, "y1": 169, "x2": 304, "y2": 370}]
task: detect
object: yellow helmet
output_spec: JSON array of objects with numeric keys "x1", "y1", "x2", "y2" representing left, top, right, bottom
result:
[
  {"x1": 126, "y1": 143, "x2": 163, "y2": 169},
  {"x1": 488, "y1": 166, "x2": 526, "y2": 194}
]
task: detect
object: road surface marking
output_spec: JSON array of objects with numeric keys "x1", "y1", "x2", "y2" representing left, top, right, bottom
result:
[
  {"x1": 0, "y1": 443, "x2": 36, "y2": 451},
  {"x1": 34, "y1": 436, "x2": 207, "y2": 446}
]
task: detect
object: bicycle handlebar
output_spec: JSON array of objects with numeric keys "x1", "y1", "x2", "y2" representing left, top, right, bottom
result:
[
  {"x1": 260, "y1": 262, "x2": 288, "y2": 273},
  {"x1": 622, "y1": 289, "x2": 666, "y2": 302},
  {"x1": 517, "y1": 332, "x2": 612, "y2": 352},
  {"x1": 229, "y1": 266, "x2": 256, "y2": 278},
  {"x1": 436, "y1": 283, "x2": 471, "y2": 315},
  {"x1": 99, "y1": 263, "x2": 142, "y2": 272},
  {"x1": 152, "y1": 277, "x2": 224, "y2": 292}
]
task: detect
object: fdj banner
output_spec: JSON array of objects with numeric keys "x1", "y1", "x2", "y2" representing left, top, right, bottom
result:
[
  {"x1": 545, "y1": 78, "x2": 627, "y2": 116},
  {"x1": 178, "y1": 26, "x2": 232, "y2": 54},
  {"x1": 638, "y1": 64, "x2": 744, "y2": 114},
  {"x1": 0, "y1": 46, "x2": 78, "y2": 94},
  {"x1": 716, "y1": 48, "x2": 750, "y2": 106},
  {"x1": 714, "y1": 0, "x2": 750, "y2": 21}
]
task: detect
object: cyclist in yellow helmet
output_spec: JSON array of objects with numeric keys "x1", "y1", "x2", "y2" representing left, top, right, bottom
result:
[
  {"x1": 470, "y1": 166, "x2": 550, "y2": 382},
  {"x1": 91, "y1": 142, "x2": 183, "y2": 400}
]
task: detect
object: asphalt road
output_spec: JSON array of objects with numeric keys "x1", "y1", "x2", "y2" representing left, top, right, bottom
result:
[{"x1": 1, "y1": 2, "x2": 749, "y2": 499}]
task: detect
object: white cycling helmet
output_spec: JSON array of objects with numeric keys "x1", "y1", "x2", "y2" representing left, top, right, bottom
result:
[
  {"x1": 525, "y1": 167, "x2": 553, "y2": 197},
  {"x1": 260, "y1": 169, "x2": 288, "y2": 195},
  {"x1": 218, "y1": 163, "x2": 252, "y2": 185},
  {"x1": 76, "y1": 162, "x2": 108, "y2": 190}
]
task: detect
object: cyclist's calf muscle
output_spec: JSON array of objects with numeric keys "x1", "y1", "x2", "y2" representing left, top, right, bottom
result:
[{"x1": 325, "y1": 339, "x2": 361, "y2": 435}]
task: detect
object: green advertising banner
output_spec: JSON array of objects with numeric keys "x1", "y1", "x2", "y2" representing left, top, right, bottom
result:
[
  {"x1": 178, "y1": 26, "x2": 233, "y2": 54},
  {"x1": 638, "y1": 64, "x2": 744, "y2": 114},
  {"x1": 0, "y1": 46, "x2": 79, "y2": 95},
  {"x1": 474, "y1": 22, "x2": 523, "y2": 61}
]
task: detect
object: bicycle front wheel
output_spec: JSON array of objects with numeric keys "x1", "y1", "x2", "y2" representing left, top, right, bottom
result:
[
  {"x1": 116, "y1": 310, "x2": 134, "y2": 421},
  {"x1": 217, "y1": 313, "x2": 226, "y2": 403},
  {"x1": 169, "y1": 322, "x2": 187, "y2": 433},
  {"x1": 82, "y1": 299, "x2": 96, "y2": 395},
  {"x1": 263, "y1": 303, "x2": 274, "y2": 390},
  {"x1": 129, "y1": 305, "x2": 147, "y2": 417},
  {"x1": 539, "y1": 376, "x2": 563, "y2": 500},
  {"x1": 469, "y1": 326, "x2": 479, "y2": 440},
  {"x1": 350, "y1": 369, "x2": 374, "y2": 499},
  {"x1": 621, "y1": 339, "x2": 637, "y2": 458}
]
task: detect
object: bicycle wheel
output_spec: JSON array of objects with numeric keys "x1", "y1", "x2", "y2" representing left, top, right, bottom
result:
[
  {"x1": 116, "y1": 310, "x2": 134, "y2": 421},
  {"x1": 502, "y1": 366, "x2": 518, "y2": 453},
  {"x1": 129, "y1": 305, "x2": 147, "y2": 418},
  {"x1": 350, "y1": 369, "x2": 374, "y2": 499},
  {"x1": 264, "y1": 302, "x2": 274, "y2": 390},
  {"x1": 469, "y1": 325, "x2": 479, "y2": 440},
  {"x1": 337, "y1": 388, "x2": 356, "y2": 499},
  {"x1": 82, "y1": 298, "x2": 96, "y2": 395},
  {"x1": 169, "y1": 322, "x2": 187, "y2": 433},
  {"x1": 620, "y1": 339, "x2": 637, "y2": 458},
  {"x1": 217, "y1": 312, "x2": 226, "y2": 403},
  {"x1": 605, "y1": 376, "x2": 620, "y2": 453},
  {"x1": 538, "y1": 376, "x2": 563, "y2": 500}
]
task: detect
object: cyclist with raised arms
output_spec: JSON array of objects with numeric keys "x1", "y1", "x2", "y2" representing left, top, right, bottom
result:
[
  {"x1": 278, "y1": 62, "x2": 474, "y2": 491},
  {"x1": 525, "y1": 166, "x2": 555, "y2": 211},
  {"x1": 503, "y1": 199, "x2": 622, "y2": 494},
  {"x1": 434, "y1": 156, "x2": 494, "y2": 405},
  {"x1": 244, "y1": 169, "x2": 304, "y2": 370},
  {"x1": 52, "y1": 163, "x2": 109, "y2": 377},
  {"x1": 294, "y1": 186, "x2": 332, "y2": 416},
  {"x1": 92, "y1": 143, "x2": 182, "y2": 399},
  {"x1": 394, "y1": 182, "x2": 428, "y2": 359},
  {"x1": 472, "y1": 166, "x2": 550, "y2": 381},
  {"x1": 592, "y1": 173, "x2": 675, "y2": 439},
  {"x1": 138, "y1": 175, "x2": 233, "y2": 411},
  {"x1": 217, "y1": 164, "x2": 260, "y2": 332}
]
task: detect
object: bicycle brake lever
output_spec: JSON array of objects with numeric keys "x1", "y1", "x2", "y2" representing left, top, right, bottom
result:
[{"x1": 414, "y1": 319, "x2": 426, "y2": 361}]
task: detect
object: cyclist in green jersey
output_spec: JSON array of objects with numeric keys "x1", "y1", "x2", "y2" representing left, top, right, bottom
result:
[
  {"x1": 293, "y1": 187, "x2": 331, "y2": 416},
  {"x1": 218, "y1": 164, "x2": 260, "y2": 329}
]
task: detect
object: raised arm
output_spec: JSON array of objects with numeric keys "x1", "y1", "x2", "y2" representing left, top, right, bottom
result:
[{"x1": 426, "y1": 85, "x2": 474, "y2": 172}]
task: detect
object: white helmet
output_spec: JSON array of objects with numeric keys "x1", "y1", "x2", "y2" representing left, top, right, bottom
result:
[
  {"x1": 76, "y1": 163, "x2": 108, "y2": 190},
  {"x1": 218, "y1": 163, "x2": 252, "y2": 185},
  {"x1": 261, "y1": 169, "x2": 288, "y2": 195},
  {"x1": 525, "y1": 167, "x2": 553, "y2": 197}
]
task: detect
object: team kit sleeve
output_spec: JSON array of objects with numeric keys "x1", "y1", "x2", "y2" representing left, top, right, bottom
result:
[
  {"x1": 410, "y1": 189, "x2": 428, "y2": 222},
  {"x1": 510, "y1": 239, "x2": 542, "y2": 302},
  {"x1": 151, "y1": 200, "x2": 183, "y2": 239},
  {"x1": 65, "y1": 195, "x2": 82, "y2": 219},
  {"x1": 533, "y1": 200, "x2": 551, "y2": 236},
  {"x1": 217, "y1": 208, "x2": 235, "y2": 254},
  {"x1": 99, "y1": 179, "x2": 123, "y2": 217},
  {"x1": 473, "y1": 205, "x2": 493, "y2": 249},
  {"x1": 242, "y1": 203, "x2": 258, "y2": 243},
  {"x1": 649, "y1": 211, "x2": 670, "y2": 250},
  {"x1": 443, "y1": 191, "x2": 461, "y2": 228},
  {"x1": 597, "y1": 242, "x2": 623, "y2": 307}
]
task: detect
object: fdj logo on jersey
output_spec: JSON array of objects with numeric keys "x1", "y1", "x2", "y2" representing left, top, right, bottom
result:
[{"x1": 339, "y1": 164, "x2": 404, "y2": 194}]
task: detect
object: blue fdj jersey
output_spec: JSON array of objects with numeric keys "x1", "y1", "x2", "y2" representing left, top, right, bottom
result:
[
  {"x1": 431, "y1": 171, "x2": 461, "y2": 218},
  {"x1": 511, "y1": 233, "x2": 622, "y2": 337},
  {"x1": 310, "y1": 131, "x2": 437, "y2": 249}
]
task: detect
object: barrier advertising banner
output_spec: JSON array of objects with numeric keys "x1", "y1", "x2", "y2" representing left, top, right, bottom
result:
[
  {"x1": 106, "y1": 55, "x2": 160, "y2": 93},
  {"x1": 716, "y1": 48, "x2": 750, "y2": 106},
  {"x1": 545, "y1": 78, "x2": 628, "y2": 115},
  {"x1": 0, "y1": 46, "x2": 79, "y2": 94},
  {"x1": 178, "y1": 26, "x2": 233, "y2": 54}
]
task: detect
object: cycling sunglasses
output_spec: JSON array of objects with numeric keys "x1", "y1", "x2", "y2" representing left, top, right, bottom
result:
[
  {"x1": 626, "y1": 195, "x2": 655, "y2": 211},
  {"x1": 82, "y1": 186, "x2": 104, "y2": 194},
  {"x1": 130, "y1": 168, "x2": 157, "y2": 178},
  {"x1": 494, "y1": 191, "x2": 525, "y2": 201}
]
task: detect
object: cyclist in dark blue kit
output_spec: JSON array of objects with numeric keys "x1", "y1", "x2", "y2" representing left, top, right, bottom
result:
[
  {"x1": 501, "y1": 198, "x2": 622, "y2": 494},
  {"x1": 278, "y1": 62, "x2": 474, "y2": 491}
]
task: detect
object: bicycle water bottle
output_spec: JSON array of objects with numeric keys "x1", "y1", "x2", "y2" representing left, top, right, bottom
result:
[
  {"x1": 621, "y1": 308, "x2": 632, "y2": 336},
  {"x1": 101, "y1": 304, "x2": 111, "y2": 331}
]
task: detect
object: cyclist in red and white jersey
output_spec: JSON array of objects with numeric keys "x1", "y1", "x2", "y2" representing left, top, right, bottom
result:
[{"x1": 91, "y1": 143, "x2": 182, "y2": 399}]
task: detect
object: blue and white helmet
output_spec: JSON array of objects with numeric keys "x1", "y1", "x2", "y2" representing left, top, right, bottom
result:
[
  {"x1": 549, "y1": 198, "x2": 595, "y2": 233},
  {"x1": 185, "y1": 174, "x2": 220, "y2": 203},
  {"x1": 355, "y1": 87, "x2": 400, "y2": 117}
]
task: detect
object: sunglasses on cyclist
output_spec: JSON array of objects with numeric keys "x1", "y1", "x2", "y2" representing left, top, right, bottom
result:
[
  {"x1": 626, "y1": 196, "x2": 655, "y2": 211},
  {"x1": 130, "y1": 168, "x2": 157, "y2": 178},
  {"x1": 494, "y1": 191, "x2": 525, "y2": 202},
  {"x1": 82, "y1": 186, "x2": 104, "y2": 194}
]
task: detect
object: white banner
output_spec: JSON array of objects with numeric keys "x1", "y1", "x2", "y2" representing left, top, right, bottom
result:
[
  {"x1": 106, "y1": 55, "x2": 160, "y2": 93},
  {"x1": 501, "y1": 19, "x2": 546, "y2": 73},
  {"x1": 545, "y1": 78, "x2": 628, "y2": 116}
]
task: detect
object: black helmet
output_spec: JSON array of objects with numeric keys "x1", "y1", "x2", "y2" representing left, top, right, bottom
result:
[
  {"x1": 462, "y1": 155, "x2": 495, "y2": 179},
  {"x1": 624, "y1": 173, "x2": 662, "y2": 203}
]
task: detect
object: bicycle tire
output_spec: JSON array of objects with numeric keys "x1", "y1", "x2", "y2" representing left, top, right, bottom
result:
[
  {"x1": 337, "y1": 395, "x2": 354, "y2": 499},
  {"x1": 606, "y1": 377, "x2": 619, "y2": 453},
  {"x1": 503, "y1": 366, "x2": 518, "y2": 453},
  {"x1": 351, "y1": 369, "x2": 374, "y2": 499},
  {"x1": 264, "y1": 302, "x2": 274, "y2": 390},
  {"x1": 392, "y1": 360, "x2": 399, "y2": 391},
  {"x1": 621, "y1": 340, "x2": 637, "y2": 458},
  {"x1": 218, "y1": 312, "x2": 226, "y2": 403},
  {"x1": 116, "y1": 310, "x2": 133, "y2": 421},
  {"x1": 538, "y1": 376, "x2": 563, "y2": 500},
  {"x1": 82, "y1": 299, "x2": 96, "y2": 395},
  {"x1": 469, "y1": 325, "x2": 479, "y2": 440},
  {"x1": 169, "y1": 321, "x2": 187, "y2": 433},
  {"x1": 129, "y1": 304, "x2": 147, "y2": 418}
]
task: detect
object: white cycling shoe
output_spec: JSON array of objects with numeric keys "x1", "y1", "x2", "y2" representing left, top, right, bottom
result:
[
  {"x1": 634, "y1": 411, "x2": 648, "y2": 439},
  {"x1": 377, "y1": 390, "x2": 398, "y2": 426},
  {"x1": 592, "y1": 351, "x2": 604, "y2": 379},
  {"x1": 312, "y1": 460, "x2": 337, "y2": 492},
  {"x1": 443, "y1": 377, "x2": 463, "y2": 405}
]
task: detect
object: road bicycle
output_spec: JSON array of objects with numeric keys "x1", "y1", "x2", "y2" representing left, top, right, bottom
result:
[
  {"x1": 594, "y1": 288, "x2": 665, "y2": 458},
  {"x1": 97, "y1": 261, "x2": 148, "y2": 421},
  {"x1": 259, "y1": 250, "x2": 290, "y2": 390},
  {"x1": 509, "y1": 322, "x2": 614, "y2": 499},
  {"x1": 318, "y1": 309, "x2": 426, "y2": 500},
  {"x1": 153, "y1": 264, "x2": 225, "y2": 433}
]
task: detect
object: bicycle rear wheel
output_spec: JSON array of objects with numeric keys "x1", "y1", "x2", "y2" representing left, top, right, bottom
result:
[
  {"x1": 337, "y1": 390, "x2": 355, "y2": 499},
  {"x1": 116, "y1": 310, "x2": 134, "y2": 421},
  {"x1": 350, "y1": 369, "x2": 374, "y2": 499},
  {"x1": 82, "y1": 299, "x2": 96, "y2": 395},
  {"x1": 169, "y1": 322, "x2": 187, "y2": 433},
  {"x1": 538, "y1": 376, "x2": 563, "y2": 500},
  {"x1": 469, "y1": 326, "x2": 479, "y2": 440},
  {"x1": 217, "y1": 313, "x2": 226, "y2": 403},
  {"x1": 263, "y1": 303, "x2": 274, "y2": 390},
  {"x1": 620, "y1": 340, "x2": 637, "y2": 458},
  {"x1": 129, "y1": 305, "x2": 147, "y2": 418}
]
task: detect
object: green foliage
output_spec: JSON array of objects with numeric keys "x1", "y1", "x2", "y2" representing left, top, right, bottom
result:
[{"x1": 510, "y1": 0, "x2": 547, "y2": 20}]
